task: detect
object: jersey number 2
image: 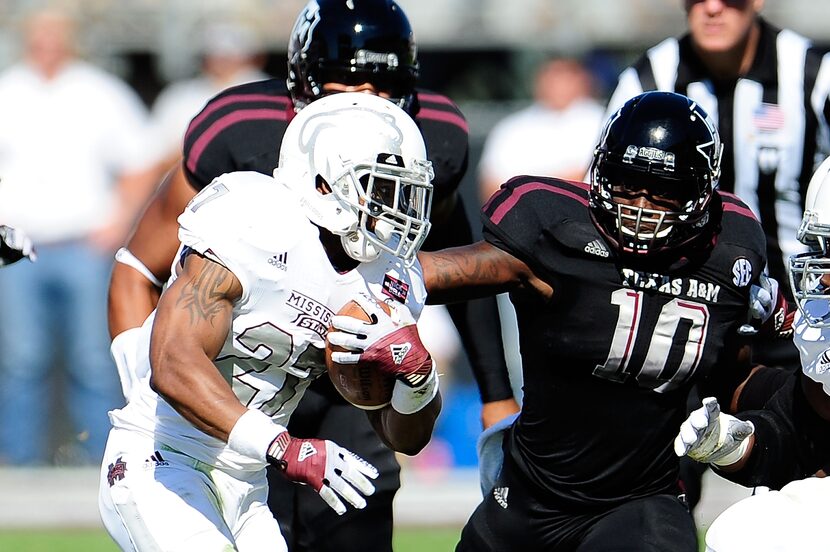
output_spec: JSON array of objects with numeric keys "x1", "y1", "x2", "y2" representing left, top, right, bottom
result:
[{"x1": 592, "y1": 289, "x2": 709, "y2": 393}]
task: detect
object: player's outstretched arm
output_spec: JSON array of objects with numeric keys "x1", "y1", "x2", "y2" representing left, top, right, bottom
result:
[
  {"x1": 108, "y1": 163, "x2": 196, "y2": 339},
  {"x1": 419, "y1": 241, "x2": 552, "y2": 304}
]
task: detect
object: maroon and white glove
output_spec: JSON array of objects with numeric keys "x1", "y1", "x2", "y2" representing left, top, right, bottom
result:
[
  {"x1": 267, "y1": 431, "x2": 378, "y2": 515},
  {"x1": 328, "y1": 296, "x2": 439, "y2": 413}
]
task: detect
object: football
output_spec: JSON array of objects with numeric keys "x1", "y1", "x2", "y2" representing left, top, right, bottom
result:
[{"x1": 326, "y1": 299, "x2": 396, "y2": 410}]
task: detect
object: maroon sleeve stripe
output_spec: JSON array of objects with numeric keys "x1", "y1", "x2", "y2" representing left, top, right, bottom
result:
[
  {"x1": 719, "y1": 191, "x2": 759, "y2": 221},
  {"x1": 185, "y1": 94, "x2": 290, "y2": 142},
  {"x1": 416, "y1": 108, "x2": 469, "y2": 133},
  {"x1": 488, "y1": 181, "x2": 588, "y2": 225},
  {"x1": 722, "y1": 202, "x2": 759, "y2": 221},
  {"x1": 186, "y1": 108, "x2": 287, "y2": 174},
  {"x1": 417, "y1": 92, "x2": 457, "y2": 106}
]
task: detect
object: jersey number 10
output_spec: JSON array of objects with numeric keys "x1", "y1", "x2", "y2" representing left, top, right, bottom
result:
[{"x1": 593, "y1": 289, "x2": 710, "y2": 393}]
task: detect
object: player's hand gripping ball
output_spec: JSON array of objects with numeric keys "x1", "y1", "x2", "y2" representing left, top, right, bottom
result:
[{"x1": 326, "y1": 298, "x2": 396, "y2": 409}]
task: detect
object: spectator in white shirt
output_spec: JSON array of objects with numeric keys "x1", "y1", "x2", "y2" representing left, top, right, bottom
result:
[
  {"x1": 149, "y1": 21, "x2": 269, "y2": 170},
  {"x1": 0, "y1": 7, "x2": 158, "y2": 465},
  {"x1": 478, "y1": 57, "x2": 605, "y2": 202}
]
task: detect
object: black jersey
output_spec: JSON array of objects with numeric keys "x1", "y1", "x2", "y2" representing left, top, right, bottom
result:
[
  {"x1": 482, "y1": 176, "x2": 767, "y2": 507},
  {"x1": 181, "y1": 79, "x2": 469, "y2": 202}
]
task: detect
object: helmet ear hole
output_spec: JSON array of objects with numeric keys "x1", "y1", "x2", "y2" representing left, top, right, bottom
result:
[{"x1": 315, "y1": 175, "x2": 332, "y2": 195}]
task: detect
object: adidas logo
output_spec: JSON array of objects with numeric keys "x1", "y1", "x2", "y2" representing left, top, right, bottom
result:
[
  {"x1": 297, "y1": 441, "x2": 318, "y2": 462},
  {"x1": 144, "y1": 450, "x2": 169, "y2": 468},
  {"x1": 390, "y1": 343, "x2": 412, "y2": 365},
  {"x1": 493, "y1": 486, "x2": 509, "y2": 509},
  {"x1": 584, "y1": 239, "x2": 609, "y2": 258},
  {"x1": 268, "y1": 252, "x2": 289, "y2": 271}
]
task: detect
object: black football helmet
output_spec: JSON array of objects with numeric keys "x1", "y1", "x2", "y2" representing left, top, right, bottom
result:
[
  {"x1": 589, "y1": 91, "x2": 722, "y2": 257},
  {"x1": 287, "y1": 0, "x2": 419, "y2": 113}
]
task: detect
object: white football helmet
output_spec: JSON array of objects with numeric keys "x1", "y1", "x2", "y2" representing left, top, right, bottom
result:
[
  {"x1": 789, "y1": 156, "x2": 830, "y2": 326},
  {"x1": 275, "y1": 92, "x2": 434, "y2": 265}
]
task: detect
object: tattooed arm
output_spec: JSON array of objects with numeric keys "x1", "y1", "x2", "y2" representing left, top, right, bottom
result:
[
  {"x1": 149, "y1": 250, "x2": 246, "y2": 442},
  {"x1": 418, "y1": 241, "x2": 552, "y2": 305}
]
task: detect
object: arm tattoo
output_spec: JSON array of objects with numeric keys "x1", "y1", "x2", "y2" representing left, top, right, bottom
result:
[
  {"x1": 176, "y1": 261, "x2": 232, "y2": 326},
  {"x1": 427, "y1": 249, "x2": 504, "y2": 290}
]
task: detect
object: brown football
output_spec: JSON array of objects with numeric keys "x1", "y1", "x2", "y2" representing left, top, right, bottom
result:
[{"x1": 326, "y1": 299, "x2": 395, "y2": 410}]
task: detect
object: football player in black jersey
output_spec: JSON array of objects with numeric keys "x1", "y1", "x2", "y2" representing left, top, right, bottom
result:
[
  {"x1": 106, "y1": 1, "x2": 517, "y2": 551},
  {"x1": 413, "y1": 91, "x2": 769, "y2": 551}
]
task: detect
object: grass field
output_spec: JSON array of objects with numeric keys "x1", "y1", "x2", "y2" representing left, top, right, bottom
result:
[
  {"x1": 0, "y1": 528, "x2": 464, "y2": 552},
  {"x1": 0, "y1": 527, "x2": 713, "y2": 551}
]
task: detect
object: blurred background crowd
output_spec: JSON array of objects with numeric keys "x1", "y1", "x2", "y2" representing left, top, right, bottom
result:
[{"x1": 0, "y1": 0, "x2": 826, "y2": 472}]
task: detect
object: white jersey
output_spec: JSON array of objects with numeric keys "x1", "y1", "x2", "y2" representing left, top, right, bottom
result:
[
  {"x1": 793, "y1": 305, "x2": 830, "y2": 396},
  {"x1": 109, "y1": 171, "x2": 427, "y2": 471}
]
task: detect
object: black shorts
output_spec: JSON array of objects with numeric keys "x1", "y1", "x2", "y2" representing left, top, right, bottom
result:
[
  {"x1": 268, "y1": 383, "x2": 399, "y2": 552},
  {"x1": 456, "y1": 458, "x2": 697, "y2": 552}
]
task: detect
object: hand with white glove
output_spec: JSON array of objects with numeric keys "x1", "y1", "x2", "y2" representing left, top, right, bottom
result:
[
  {"x1": 267, "y1": 431, "x2": 378, "y2": 515},
  {"x1": 674, "y1": 397, "x2": 755, "y2": 467},
  {"x1": 738, "y1": 272, "x2": 792, "y2": 337},
  {"x1": 328, "y1": 296, "x2": 434, "y2": 387},
  {"x1": 327, "y1": 295, "x2": 438, "y2": 414},
  {"x1": 0, "y1": 225, "x2": 36, "y2": 267}
]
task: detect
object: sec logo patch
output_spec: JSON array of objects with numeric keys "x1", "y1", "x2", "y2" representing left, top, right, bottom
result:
[{"x1": 732, "y1": 258, "x2": 753, "y2": 287}]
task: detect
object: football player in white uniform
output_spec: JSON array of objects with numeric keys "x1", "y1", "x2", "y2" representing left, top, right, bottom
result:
[
  {"x1": 675, "y1": 157, "x2": 830, "y2": 552},
  {"x1": 98, "y1": 93, "x2": 442, "y2": 551}
]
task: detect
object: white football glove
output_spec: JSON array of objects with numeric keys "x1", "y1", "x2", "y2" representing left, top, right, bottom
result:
[
  {"x1": 0, "y1": 225, "x2": 35, "y2": 267},
  {"x1": 328, "y1": 295, "x2": 415, "y2": 363},
  {"x1": 267, "y1": 432, "x2": 378, "y2": 515},
  {"x1": 674, "y1": 397, "x2": 755, "y2": 467},
  {"x1": 328, "y1": 295, "x2": 438, "y2": 413}
]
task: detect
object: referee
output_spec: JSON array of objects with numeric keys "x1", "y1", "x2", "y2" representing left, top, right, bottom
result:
[
  {"x1": 606, "y1": 0, "x2": 830, "y2": 369},
  {"x1": 604, "y1": 0, "x2": 830, "y2": 512}
]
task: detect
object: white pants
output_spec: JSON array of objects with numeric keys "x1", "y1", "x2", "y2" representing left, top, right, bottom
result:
[
  {"x1": 705, "y1": 478, "x2": 830, "y2": 552},
  {"x1": 99, "y1": 428, "x2": 286, "y2": 552}
]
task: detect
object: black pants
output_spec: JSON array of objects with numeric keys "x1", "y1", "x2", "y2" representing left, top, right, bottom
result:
[
  {"x1": 268, "y1": 382, "x2": 399, "y2": 552},
  {"x1": 456, "y1": 459, "x2": 697, "y2": 552}
]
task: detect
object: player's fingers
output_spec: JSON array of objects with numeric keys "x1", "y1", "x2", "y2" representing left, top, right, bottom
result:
[
  {"x1": 327, "y1": 330, "x2": 364, "y2": 351},
  {"x1": 674, "y1": 433, "x2": 691, "y2": 456},
  {"x1": 678, "y1": 421, "x2": 702, "y2": 449},
  {"x1": 341, "y1": 465, "x2": 377, "y2": 497},
  {"x1": 689, "y1": 408, "x2": 711, "y2": 431},
  {"x1": 330, "y1": 350, "x2": 361, "y2": 364},
  {"x1": 703, "y1": 397, "x2": 720, "y2": 418},
  {"x1": 329, "y1": 477, "x2": 369, "y2": 510},
  {"x1": 343, "y1": 451, "x2": 379, "y2": 480},
  {"x1": 317, "y1": 486, "x2": 348, "y2": 515},
  {"x1": 330, "y1": 315, "x2": 370, "y2": 334}
]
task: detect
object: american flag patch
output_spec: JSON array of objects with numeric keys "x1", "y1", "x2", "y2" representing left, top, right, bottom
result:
[{"x1": 753, "y1": 103, "x2": 785, "y2": 132}]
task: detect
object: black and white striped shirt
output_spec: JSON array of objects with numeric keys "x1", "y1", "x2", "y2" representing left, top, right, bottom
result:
[{"x1": 606, "y1": 19, "x2": 830, "y2": 296}]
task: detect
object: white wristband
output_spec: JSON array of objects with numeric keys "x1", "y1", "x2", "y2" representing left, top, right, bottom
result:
[
  {"x1": 227, "y1": 409, "x2": 286, "y2": 463},
  {"x1": 391, "y1": 363, "x2": 439, "y2": 415}
]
